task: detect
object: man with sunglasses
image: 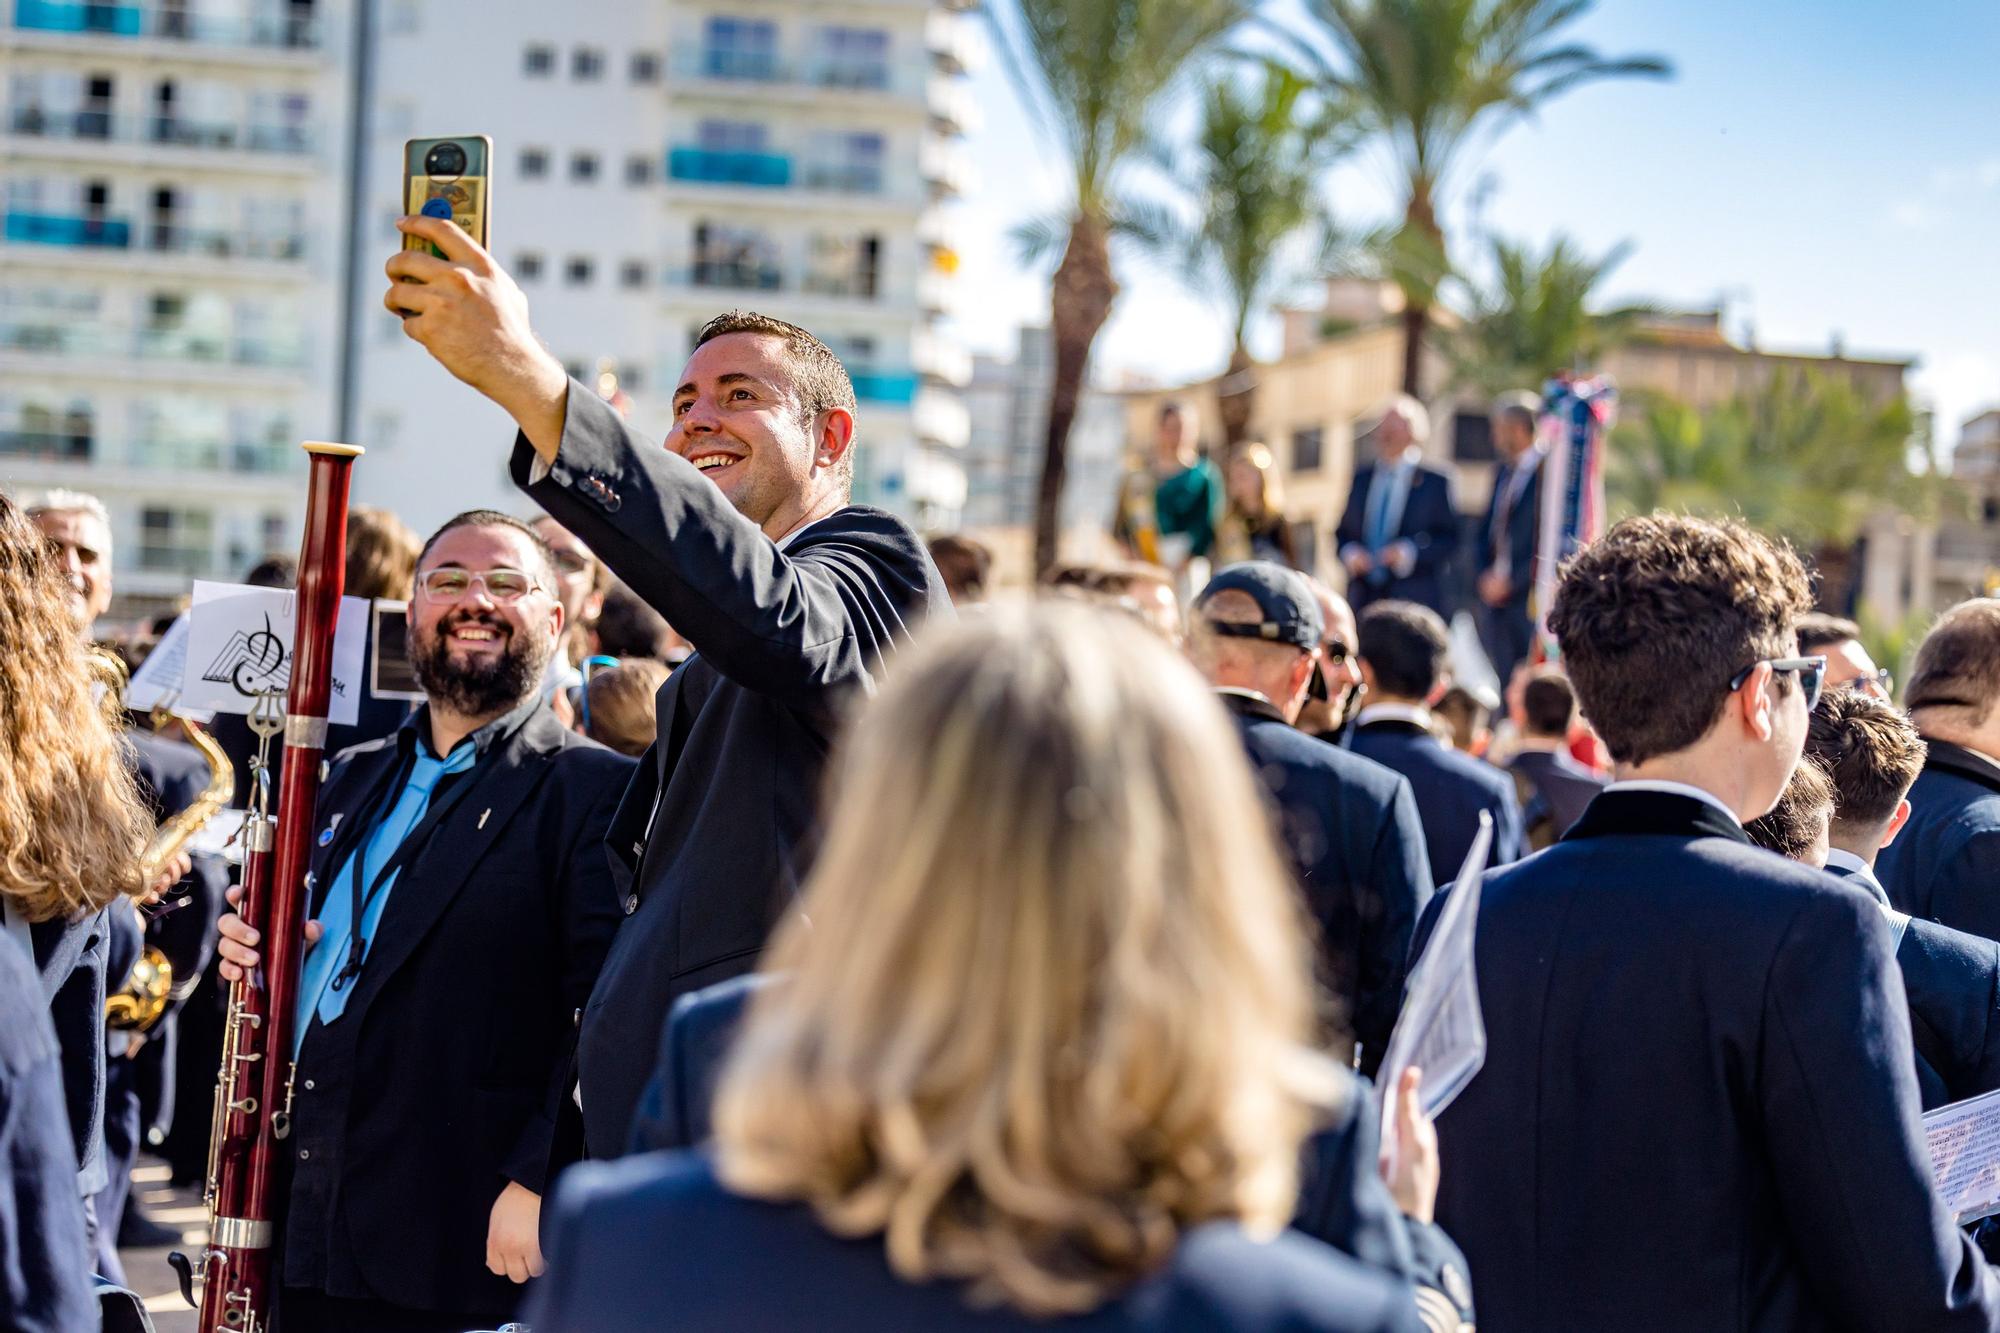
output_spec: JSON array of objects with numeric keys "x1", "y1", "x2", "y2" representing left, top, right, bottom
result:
[
  {"x1": 1187, "y1": 564, "x2": 1433, "y2": 1079},
  {"x1": 1796, "y1": 612, "x2": 1894, "y2": 700},
  {"x1": 1296, "y1": 576, "x2": 1366, "y2": 745},
  {"x1": 214, "y1": 510, "x2": 634, "y2": 1333},
  {"x1": 1426, "y1": 514, "x2": 2000, "y2": 1332}
]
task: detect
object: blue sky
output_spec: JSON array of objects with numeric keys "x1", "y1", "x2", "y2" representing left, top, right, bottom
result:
[{"x1": 945, "y1": 0, "x2": 2000, "y2": 449}]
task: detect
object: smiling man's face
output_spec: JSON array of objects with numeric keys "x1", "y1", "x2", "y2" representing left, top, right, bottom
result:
[{"x1": 667, "y1": 331, "x2": 848, "y2": 538}]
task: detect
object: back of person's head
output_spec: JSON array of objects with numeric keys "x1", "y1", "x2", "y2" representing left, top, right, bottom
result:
[
  {"x1": 0, "y1": 492, "x2": 152, "y2": 921},
  {"x1": 1356, "y1": 600, "x2": 1449, "y2": 701},
  {"x1": 1521, "y1": 668, "x2": 1578, "y2": 739},
  {"x1": 1043, "y1": 560, "x2": 1181, "y2": 643},
  {"x1": 344, "y1": 505, "x2": 421, "y2": 601},
  {"x1": 1795, "y1": 612, "x2": 1862, "y2": 657},
  {"x1": 926, "y1": 533, "x2": 992, "y2": 605},
  {"x1": 1743, "y1": 757, "x2": 1835, "y2": 865},
  {"x1": 1493, "y1": 390, "x2": 1540, "y2": 441},
  {"x1": 594, "y1": 581, "x2": 676, "y2": 661},
  {"x1": 1547, "y1": 514, "x2": 1812, "y2": 765},
  {"x1": 1434, "y1": 684, "x2": 1495, "y2": 754},
  {"x1": 585, "y1": 660, "x2": 670, "y2": 758},
  {"x1": 712, "y1": 602, "x2": 1337, "y2": 1317},
  {"x1": 1805, "y1": 690, "x2": 1927, "y2": 843},
  {"x1": 243, "y1": 552, "x2": 297, "y2": 589},
  {"x1": 1906, "y1": 600, "x2": 2000, "y2": 733}
]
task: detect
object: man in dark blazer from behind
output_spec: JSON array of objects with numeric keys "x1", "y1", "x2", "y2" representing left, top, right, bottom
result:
[
  {"x1": 1350, "y1": 601, "x2": 1523, "y2": 877},
  {"x1": 1471, "y1": 391, "x2": 1544, "y2": 682},
  {"x1": 1430, "y1": 513, "x2": 2000, "y2": 1332},
  {"x1": 1183, "y1": 562, "x2": 1433, "y2": 1076},
  {"x1": 1336, "y1": 395, "x2": 1459, "y2": 618},
  {"x1": 1879, "y1": 600, "x2": 2000, "y2": 940},
  {"x1": 217, "y1": 513, "x2": 632, "y2": 1332},
  {"x1": 1505, "y1": 667, "x2": 1605, "y2": 848},
  {"x1": 384, "y1": 216, "x2": 949, "y2": 1161}
]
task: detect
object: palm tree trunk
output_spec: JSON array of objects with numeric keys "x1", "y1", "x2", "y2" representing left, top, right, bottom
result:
[
  {"x1": 1399, "y1": 188, "x2": 1443, "y2": 397},
  {"x1": 1034, "y1": 215, "x2": 1118, "y2": 576},
  {"x1": 1218, "y1": 341, "x2": 1257, "y2": 455},
  {"x1": 1399, "y1": 304, "x2": 1427, "y2": 397}
]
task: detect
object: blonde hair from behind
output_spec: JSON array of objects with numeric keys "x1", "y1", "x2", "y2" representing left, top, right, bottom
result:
[
  {"x1": 0, "y1": 492, "x2": 152, "y2": 921},
  {"x1": 343, "y1": 505, "x2": 421, "y2": 601},
  {"x1": 712, "y1": 601, "x2": 1342, "y2": 1317},
  {"x1": 585, "y1": 659, "x2": 669, "y2": 758}
]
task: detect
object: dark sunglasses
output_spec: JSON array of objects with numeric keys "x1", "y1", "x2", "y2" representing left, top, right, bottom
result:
[
  {"x1": 1728, "y1": 655, "x2": 1827, "y2": 713},
  {"x1": 1306, "y1": 642, "x2": 1353, "y2": 702}
]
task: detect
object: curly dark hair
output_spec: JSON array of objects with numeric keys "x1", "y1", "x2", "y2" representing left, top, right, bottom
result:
[{"x1": 1547, "y1": 514, "x2": 1813, "y2": 765}]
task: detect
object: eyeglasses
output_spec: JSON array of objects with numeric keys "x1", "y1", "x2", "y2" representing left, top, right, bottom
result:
[
  {"x1": 1728, "y1": 655, "x2": 1828, "y2": 713},
  {"x1": 1838, "y1": 667, "x2": 1895, "y2": 699},
  {"x1": 416, "y1": 567, "x2": 545, "y2": 603}
]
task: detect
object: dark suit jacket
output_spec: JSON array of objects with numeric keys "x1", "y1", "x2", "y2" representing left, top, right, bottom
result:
[
  {"x1": 630, "y1": 974, "x2": 1475, "y2": 1330},
  {"x1": 1505, "y1": 746, "x2": 1605, "y2": 847},
  {"x1": 279, "y1": 706, "x2": 630, "y2": 1316},
  {"x1": 1219, "y1": 692, "x2": 1433, "y2": 1073},
  {"x1": 1879, "y1": 739, "x2": 2000, "y2": 940},
  {"x1": 1434, "y1": 789, "x2": 2000, "y2": 1331},
  {"x1": 510, "y1": 379, "x2": 947, "y2": 1157},
  {"x1": 0, "y1": 934, "x2": 94, "y2": 1332},
  {"x1": 1336, "y1": 463, "x2": 1459, "y2": 615},
  {"x1": 524, "y1": 1151, "x2": 1426, "y2": 1333},
  {"x1": 1351, "y1": 720, "x2": 1523, "y2": 878},
  {"x1": 1473, "y1": 452, "x2": 1542, "y2": 605},
  {"x1": 31, "y1": 907, "x2": 110, "y2": 1197}
]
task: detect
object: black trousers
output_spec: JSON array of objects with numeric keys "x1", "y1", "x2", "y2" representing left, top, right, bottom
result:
[{"x1": 279, "y1": 1287, "x2": 498, "y2": 1333}]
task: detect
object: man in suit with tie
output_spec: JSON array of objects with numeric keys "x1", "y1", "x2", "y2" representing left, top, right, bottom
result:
[
  {"x1": 1877, "y1": 601, "x2": 2000, "y2": 938},
  {"x1": 1185, "y1": 563, "x2": 1433, "y2": 1076},
  {"x1": 1473, "y1": 391, "x2": 1544, "y2": 681},
  {"x1": 386, "y1": 218, "x2": 948, "y2": 1161},
  {"x1": 1350, "y1": 601, "x2": 1523, "y2": 876},
  {"x1": 216, "y1": 512, "x2": 632, "y2": 1332},
  {"x1": 1433, "y1": 512, "x2": 2000, "y2": 1331},
  {"x1": 1505, "y1": 667, "x2": 1606, "y2": 847},
  {"x1": 1336, "y1": 396, "x2": 1459, "y2": 617}
]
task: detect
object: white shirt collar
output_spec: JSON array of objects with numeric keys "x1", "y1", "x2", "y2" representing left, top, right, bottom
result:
[
  {"x1": 1822, "y1": 847, "x2": 1891, "y2": 901},
  {"x1": 775, "y1": 512, "x2": 837, "y2": 551},
  {"x1": 1603, "y1": 778, "x2": 1741, "y2": 827},
  {"x1": 1357, "y1": 702, "x2": 1434, "y2": 730}
]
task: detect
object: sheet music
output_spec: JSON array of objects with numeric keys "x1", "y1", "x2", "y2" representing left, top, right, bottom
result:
[{"x1": 1926, "y1": 1088, "x2": 2000, "y2": 1224}]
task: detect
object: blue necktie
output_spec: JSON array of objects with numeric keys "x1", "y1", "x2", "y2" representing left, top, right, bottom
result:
[
  {"x1": 1367, "y1": 468, "x2": 1399, "y2": 551},
  {"x1": 295, "y1": 742, "x2": 476, "y2": 1048}
]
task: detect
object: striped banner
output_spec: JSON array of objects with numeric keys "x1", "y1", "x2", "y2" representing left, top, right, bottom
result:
[{"x1": 1533, "y1": 375, "x2": 1618, "y2": 658}]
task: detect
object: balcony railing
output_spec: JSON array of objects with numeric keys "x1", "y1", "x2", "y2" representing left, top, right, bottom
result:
[
  {"x1": 673, "y1": 48, "x2": 914, "y2": 96},
  {"x1": 144, "y1": 224, "x2": 306, "y2": 261},
  {"x1": 14, "y1": 0, "x2": 322, "y2": 49},
  {"x1": 135, "y1": 544, "x2": 212, "y2": 575},
  {"x1": 0, "y1": 321, "x2": 305, "y2": 369},
  {"x1": 667, "y1": 147, "x2": 790, "y2": 187},
  {"x1": 849, "y1": 370, "x2": 919, "y2": 405},
  {"x1": 7, "y1": 108, "x2": 316, "y2": 155},
  {"x1": 685, "y1": 260, "x2": 782, "y2": 291},
  {"x1": 800, "y1": 271, "x2": 880, "y2": 300},
  {"x1": 127, "y1": 438, "x2": 295, "y2": 472},
  {"x1": 799, "y1": 162, "x2": 884, "y2": 195},
  {"x1": 0, "y1": 429, "x2": 91, "y2": 460},
  {"x1": 4, "y1": 210, "x2": 131, "y2": 247}
]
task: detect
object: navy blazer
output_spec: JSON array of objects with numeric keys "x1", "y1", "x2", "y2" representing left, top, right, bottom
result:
[
  {"x1": 279, "y1": 706, "x2": 630, "y2": 1317},
  {"x1": 0, "y1": 934, "x2": 94, "y2": 1333},
  {"x1": 1219, "y1": 692, "x2": 1433, "y2": 1072},
  {"x1": 1335, "y1": 464, "x2": 1459, "y2": 615},
  {"x1": 1879, "y1": 739, "x2": 2000, "y2": 940},
  {"x1": 511, "y1": 379, "x2": 948, "y2": 1157},
  {"x1": 1473, "y1": 453, "x2": 1542, "y2": 604},
  {"x1": 630, "y1": 975, "x2": 1475, "y2": 1329},
  {"x1": 525, "y1": 1151, "x2": 1425, "y2": 1333},
  {"x1": 1434, "y1": 789, "x2": 2000, "y2": 1331},
  {"x1": 1505, "y1": 747, "x2": 1604, "y2": 846},
  {"x1": 1351, "y1": 720, "x2": 1522, "y2": 878},
  {"x1": 31, "y1": 907, "x2": 110, "y2": 1198}
]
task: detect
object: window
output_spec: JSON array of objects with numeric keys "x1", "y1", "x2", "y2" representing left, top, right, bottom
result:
[
  {"x1": 619, "y1": 259, "x2": 648, "y2": 289},
  {"x1": 569, "y1": 151, "x2": 599, "y2": 183},
  {"x1": 515, "y1": 251, "x2": 543, "y2": 281},
  {"x1": 624, "y1": 153, "x2": 651, "y2": 186},
  {"x1": 703, "y1": 17, "x2": 778, "y2": 80},
  {"x1": 523, "y1": 43, "x2": 555, "y2": 76},
  {"x1": 804, "y1": 232, "x2": 880, "y2": 298},
  {"x1": 571, "y1": 46, "x2": 604, "y2": 80},
  {"x1": 696, "y1": 119, "x2": 767, "y2": 153},
  {"x1": 1291, "y1": 426, "x2": 1323, "y2": 474},
  {"x1": 805, "y1": 131, "x2": 884, "y2": 192},
  {"x1": 630, "y1": 51, "x2": 661, "y2": 83},
  {"x1": 564, "y1": 256, "x2": 594, "y2": 286},
  {"x1": 812, "y1": 26, "x2": 889, "y2": 89},
  {"x1": 1452, "y1": 411, "x2": 1495, "y2": 462},
  {"x1": 519, "y1": 146, "x2": 549, "y2": 179},
  {"x1": 692, "y1": 222, "x2": 779, "y2": 289}
]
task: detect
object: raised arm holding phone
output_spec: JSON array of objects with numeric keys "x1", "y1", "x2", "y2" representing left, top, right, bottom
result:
[{"x1": 383, "y1": 211, "x2": 950, "y2": 1159}]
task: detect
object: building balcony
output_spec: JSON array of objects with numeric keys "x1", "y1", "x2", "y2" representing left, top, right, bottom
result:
[
  {"x1": 127, "y1": 437, "x2": 296, "y2": 472},
  {"x1": 927, "y1": 74, "x2": 977, "y2": 136},
  {"x1": 919, "y1": 137, "x2": 972, "y2": 198},
  {"x1": 11, "y1": 0, "x2": 322, "y2": 52},
  {"x1": 0, "y1": 428, "x2": 92, "y2": 461},
  {"x1": 666, "y1": 146, "x2": 791, "y2": 188},
  {"x1": 926, "y1": 10, "x2": 983, "y2": 77},
  {"x1": 679, "y1": 259, "x2": 783, "y2": 292},
  {"x1": 913, "y1": 384, "x2": 970, "y2": 449},
  {"x1": 668, "y1": 48, "x2": 926, "y2": 103},
  {"x1": 0, "y1": 321, "x2": 306, "y2": 371},
  {"x1": 798, "y1": 161, "x2": 886, "y2": 196},
  {"x1": 134, "y1": 543, "x2": 212, "y2": 575},
  {"x1": 4, "y1": 209, "x2": 131, "y2": 247},
  {"x1": 849, "y1": 369, "x2": 919, "y2": 405},
  {"x1": 5, "y1": 108, "x2": 317, "y2": 164},
  {"x1": 142, "y1": 223, "x2": 306, "y2": 262},
  {"x1": 911, "y1": 329, "x2": 971, "y2": 388}
]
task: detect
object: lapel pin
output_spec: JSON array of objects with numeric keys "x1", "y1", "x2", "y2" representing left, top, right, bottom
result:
[{"x1": 478, "y1": 808, "x2": 491, "y2": 830}]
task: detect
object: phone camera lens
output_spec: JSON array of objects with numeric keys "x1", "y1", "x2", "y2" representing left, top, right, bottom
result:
[{"x1": 425, "y1": 142, "x2": 468, "y2": 177}]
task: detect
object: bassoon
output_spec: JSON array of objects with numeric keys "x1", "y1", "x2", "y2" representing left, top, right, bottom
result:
[{"x1": 173, "y1": 440, "x2": 363, "y2": 1332}]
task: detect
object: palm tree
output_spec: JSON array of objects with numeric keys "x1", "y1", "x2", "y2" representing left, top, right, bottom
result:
[
  {"x1": 995, "y1": 0, "x2": 1253, "y2": 574},
  {"x1": 1449, "y1": 231, "x2": 1651, "y2": 396},
  {"x1": 1283, "y1": 0, "x2": 1670, "y2": 397},
  {"x1": 1155, "y1": 65, "x2": 1353, "y2": 451}
]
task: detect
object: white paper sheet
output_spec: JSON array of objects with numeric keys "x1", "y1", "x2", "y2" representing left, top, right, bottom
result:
[
  {"x1": 1926, "y1": 1087, "x2": 2000, "y2": 1224},
  {"x1": 180, "y1": 582, "x2": 368, "y2": 725}
]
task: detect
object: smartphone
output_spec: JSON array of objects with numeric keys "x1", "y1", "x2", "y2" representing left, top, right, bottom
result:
[{"x1": 402, "y1": 135, "x2": 491, "y2": 257}]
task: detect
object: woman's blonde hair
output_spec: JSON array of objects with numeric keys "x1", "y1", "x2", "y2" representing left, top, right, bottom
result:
[
  {"x1": 0, "y1": 492, "x2": 152, "y2": 921},
  {"x1": 343, "y1": 505, "x2": 420, "y2": 601},
  {"x1": 1229, "y1": 441, "x2": 1285, "y2": 517},
  {"x1": 712, "y1": 601, "x2": 1342, "y2": 1317}
]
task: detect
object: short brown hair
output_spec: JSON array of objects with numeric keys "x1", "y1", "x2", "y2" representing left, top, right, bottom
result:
[
  {"x1": 1795, "y1": 612, "x2": 1862, "y2": 656},
  {"x1": 1806, "y1": 689, "x2": 1927, "y2": 833},
  {"x1": 343, "y1": 505, "x2": 420, "y2": 601},
  {"x1": 585, "y1": 659, "x2": 669, "y2": 758},
  {"x1": 1357, "y1": 601, "x2": 1449, "y2": 699},
  {"x1": 415, "y1": 510, "x2": 559, "y2": 598},
  {"x1": 1744, "y1": 756, "x2": 1835, "y2": 863},
  {"x1": 1521, "y1": 668, "x2": 1577, "y2": 738},
  {"x1": 1548, "y1": 514, "x2": 1812, "y2": 765},
  {"x1": 926, "y1": 533, "x2": 991, "y2": 603},
  {"x1": 1906, "y1": 600, "x2": 2000, "y2": 726}
]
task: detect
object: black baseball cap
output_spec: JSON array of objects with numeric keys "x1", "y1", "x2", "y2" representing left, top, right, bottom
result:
[{"x1": 1194, "y1": 562, "x2": 1323, "y2": 652}]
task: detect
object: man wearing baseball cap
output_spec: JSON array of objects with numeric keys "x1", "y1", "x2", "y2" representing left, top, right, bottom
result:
[{"x1": 1187, "y1": 563, "x2": 1434, "y2": 1077}]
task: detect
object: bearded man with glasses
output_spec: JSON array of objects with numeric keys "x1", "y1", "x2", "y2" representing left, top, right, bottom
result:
[{"x1": 213, "y1": 510, "x2": 636, "y2": 1333}]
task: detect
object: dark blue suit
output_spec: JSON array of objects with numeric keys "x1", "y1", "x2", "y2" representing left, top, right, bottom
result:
[
  {"x1": 525, "y1": 1151, "x2": 1426, "y2": 1333},
  {"x1": 1879, "y1": 740, "x2": 2000, "y2": 941},
  {"x1": 1505, "y1": 746, "x2": 1604, "y2": 847},
  {"x1": 1433, "y1": 789, "x2": 2000, "y2": 1331},
  {"x1": 31, "y1": 908, "x2": 111, "y2": 1198},
  {"x1": 1473, "y1": 451, "x2": 1542, "y2": 679},
  {"x1": 1351, "y1": 719, "x2": 1522, "y2": 877},
  {"x1": 1335, "y1": 463, "x2": 1458, "y2": 616},
  {"x1": 1218, "y1": 692, "x2": 1433, "y2": 1073}
]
